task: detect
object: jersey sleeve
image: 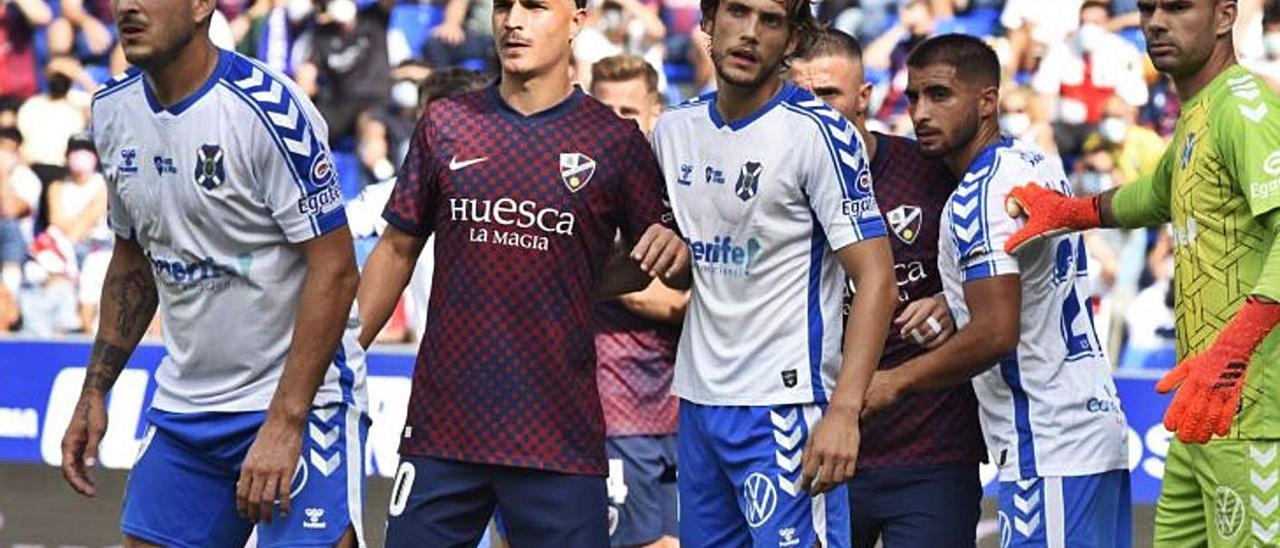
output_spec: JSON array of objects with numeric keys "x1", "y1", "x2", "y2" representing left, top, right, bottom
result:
[
  {"x1": 1216, "y1": 83, "x2": 1280, "y2": 218},
  {"x1": 91, "y1": 108, "x2": 136, "y2": 241},
  {"x1": 952, "y1": 161, "x2": 1025, "y2": 281},
  {"x1": 254, "y1": 96, "x2": 348, "y2": 243},
  {"x1": 1112, "y1": 147, "x2": 1173, "y2": 228},
  {"x1": 382, "y1": 111, "x2": 441, "y2": 237},
  {"x1": 803, "y1": 119, "x2": 887, "y2": 252},
  {"x1": 616, "y1": 123, "x2": 677, "y2": 243}
]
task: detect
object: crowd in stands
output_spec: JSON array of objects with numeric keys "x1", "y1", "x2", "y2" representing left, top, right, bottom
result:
[{"x1": 6, "y1": 0, "x2": 1280, "y2": 369}]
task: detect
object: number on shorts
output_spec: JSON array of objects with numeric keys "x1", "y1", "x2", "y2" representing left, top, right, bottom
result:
[
  {"x1": 606, "y1": 458, "x2": 629, "y2": 505},
  {"x1": 388, "y1": 461, "x2": 416, "y2": 517}
]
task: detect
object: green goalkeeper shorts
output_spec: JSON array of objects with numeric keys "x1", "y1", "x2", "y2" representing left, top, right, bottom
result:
[{"x1": 1155, "y1": 438, "x2": 1280, "y2": 546}]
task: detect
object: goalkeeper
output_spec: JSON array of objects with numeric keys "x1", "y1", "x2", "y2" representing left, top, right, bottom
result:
[{"x1": 1006, "y1": 0, "x2": 1280, "y2": 544}]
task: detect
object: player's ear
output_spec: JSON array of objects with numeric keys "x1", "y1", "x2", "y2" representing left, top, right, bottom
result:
[
  {"x1": 568, "y1": 0, "x2": 587, "y2": 42},
  {"x1": 193, "y1": 0, "x2": 217, "y2": 28},
  {"x1": 1214, "y1": 0, "x2": 1237, "y2": 37},
  {"x1": 857, "y1": 82, "x2": 873, "y2": 119},
  {"x1": 979, "y1": 85, "x2": 999, "y2": 120}
]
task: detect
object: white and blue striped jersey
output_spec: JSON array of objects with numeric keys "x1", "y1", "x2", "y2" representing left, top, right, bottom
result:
[
  {"x1": 652, "y1": 83, "x2": 888, "y2": 406},
  {"x1": 938, "y1": 138, "x2": 1127, "y2": 480},
  {"x1": 91, "y1": 49, "x2": 366, "y2": 413}
]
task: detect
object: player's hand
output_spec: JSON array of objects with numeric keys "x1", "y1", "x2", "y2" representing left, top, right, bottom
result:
[
  {"x1": 860, "y1": 369, "x2": 905, "y2": 418},
  {"x1": 237, "y1": 416, "x2": 304, "y2": 523},
  {"x1": 1003, "y1": 184, "x2": 1102, "y2": 254},
  {"x1": 1155, "y1": 348, "x2": 1249, "y2": 444},
  {"x1": 630, "y1": 224, "x2": 689, "y2": 280},
  {"x1": 61, "y1": 389, "x2": 108, "y2": 497},
  {"x1": 800, "y1": 405, "x2": 860, "y2": 495},
  {"x1": 896, "y1": 293, "x2": 954, "y2": 349}
]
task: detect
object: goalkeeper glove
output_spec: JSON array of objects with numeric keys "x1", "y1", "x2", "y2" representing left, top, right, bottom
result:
[
  {"x1": 1156, "y1": 297, "x2": 1280, "y2": 444},
  {"x1": 1003, "y1": 184, "x2": 1103, "y2": 254}
]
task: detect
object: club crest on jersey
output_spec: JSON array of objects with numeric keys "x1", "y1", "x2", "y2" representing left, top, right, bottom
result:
[
  {"x1": 736, "y1": 161, "x2": 764, "y2": 201},
  {"x1": 194, "y1": 144, "x2": 226, "y2": 190},
  {"x1": 560, "y1": 152, "x2": 597, "y2": 193},
  {"x1": 887, "y1": 204, "x2": 923, "y2": 245}
]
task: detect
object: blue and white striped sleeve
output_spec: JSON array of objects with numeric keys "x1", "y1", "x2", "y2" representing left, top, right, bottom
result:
[
  {"x1": 250, "y1": 89, "x2": 347, "y2": 243},
  {"x1": 802, "y1": 114, "x2": 887, "y2": 251},
  {"x1": 952, "y1": 161, "x2": 1023, "y2": 281}
]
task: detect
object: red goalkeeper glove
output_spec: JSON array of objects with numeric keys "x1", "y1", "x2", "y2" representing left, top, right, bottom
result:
[
  {"x1": 1156, "y1": 297, "x2": 1280, "y2": 444},
  {"x1": 1003, "y1": 184, "x2": 1103, "y2": 254}
]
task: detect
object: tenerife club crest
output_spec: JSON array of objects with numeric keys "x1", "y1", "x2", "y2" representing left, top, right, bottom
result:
[
  {"x1": 735, "y1": 161, "x2": 764, "y2": 201},
  {"x1": 560, "y1": 152, "x2": 597, "y2": 193},
  {"x1": 886, "y1": 204, "x2": 923, "y2": 245},
  {"x1": 194, "y1": 144, "x2": 226, "y2": 190}
]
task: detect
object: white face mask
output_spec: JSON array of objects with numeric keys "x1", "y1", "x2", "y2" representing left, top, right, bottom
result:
[
  {"x1": 391, "y1": 81, "x2": 419, "y2": 109},
  {"x1": 1266, "y1": 33, "x2": 1280, "y2": 57},
  {"x1": 328, "y1": 0, "x2": 357, "y2": 25},
  {"x1": 287, "y1": 0, "x2": 314, "y2": 23},
  {"x1": 1099, "y1": 117, "x2": 1129, "y2": 144},
  {"x1": 1076, "y1": 24, "x2": 1106, "y2": 53},
  {"x1": 1000, "y1": 113, "x2": 1031, "y2": 137}
]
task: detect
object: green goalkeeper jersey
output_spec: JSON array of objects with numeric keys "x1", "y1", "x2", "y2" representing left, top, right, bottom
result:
[{"x1": 1117, "y1": 64, "x2": 1280, "y2": 439}]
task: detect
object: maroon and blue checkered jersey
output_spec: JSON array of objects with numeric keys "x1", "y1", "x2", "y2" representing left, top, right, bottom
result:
[
  {"x1": 594, "y1": 300, "x2": 679, "y2": 438},
  {"x1": 855, "y1": 132, "x2": 986, "y2": 468},
  {"x1": 383, "y1": 86, "x2": 674, "y2": 475}
]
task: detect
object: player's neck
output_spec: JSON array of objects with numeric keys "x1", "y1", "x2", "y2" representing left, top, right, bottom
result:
[
  {"x1": 855, "y1": 119, "x2": 877, "y2": 162},
  {"x1": 143, "y1": 38, "x2": 220, "y2": 108},
  {"x1": 715, "y1": 75, "x2": 783, "y2": 124},
  {"x1": 498, "y1": 68, "x2": 575, "y2": 116},
  {"x1": 944, "y1": 121, "x2": 1001, "y2": 178},
  {"x1": 1173, "y1": 44, "x2": 1238, "y2": 102}
]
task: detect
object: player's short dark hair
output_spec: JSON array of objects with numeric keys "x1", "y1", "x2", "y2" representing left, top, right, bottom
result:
[
  {"x1": 796, "y1": 27, "x2": 863, "y2": 64},
  {"x1": 700, "y1": 0, "x2": 820, "y2": 61},
  {"x1": 591, "y1": 54, "x2": 660, "y2": 98},
  {"x1": 0, "y1": 127, "x2": 21, "y2": 146},
  {"x1": 419, "y1": 68, "x2": 493, "y2": 106},
  {"x1": 906, "y1": 33, "x2": 1001, "y2": 89}
]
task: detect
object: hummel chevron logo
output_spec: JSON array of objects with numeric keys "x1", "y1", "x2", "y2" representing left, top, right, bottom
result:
[
  {"x1": 1254, "y1": 470, "x2": 1278, "y2": 492},
  {"x1": 778, "y1": 474, "x2": 801, "y2": 497},
  {"x1": 770, "y1": 410, "x2": 797, "y2": 431},
  {"x1": 1253, "y1": 444, "x2": 1277, "y2": 468},
  {"x1": 1013, "y1": 490, "x2": 1041, "y2": 514},
  {"x1": 313, "y1": 407, "x2": 338, "y2": 422},
  {"x1": 1253, "y1": 495, "x2": 1278, "y2": 517},
  {"x1": 1240, "y1": 104, "x2": 1269, "y2": 123},
  {"x1": 1254, "y1": 520, "x2": 1279, "y2": 543},
  {"x1": 964, "y1": 166, "x2": 991, "y2": 183},
  {"x1": 1016, "y1": 478, "x2": 1039, "y2": 491},
  {"x1": 776, "y1": 449, "x2": 802, "y2": 472},
  {"x1": 1014, "y1": 513, "x2": 1041, "y2": 537},
  {"x1": 310, "y1": 449, "x2": 341, "y2": 476},
  {"x1": 450, "y1": 156, "x2": 488, "y2": 171},
  {"x1": 309, "y1": 424, "x2": 340, "y2": 450},
  {"x1": 773, "y1": 428, "x2": 803, "y2": 451}
]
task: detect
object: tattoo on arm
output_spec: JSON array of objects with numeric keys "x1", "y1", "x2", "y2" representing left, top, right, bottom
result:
[{"x1": 82, "y1": 264, "x2": 157, "y2": 394}]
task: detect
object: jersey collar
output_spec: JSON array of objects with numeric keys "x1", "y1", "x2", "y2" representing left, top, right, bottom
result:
[
  {"x1": 708, "y1": 81, "x2": 796, "y2": 132},
  {"x1": 488, "y1": 84, "x2": 586, "y2": 127},
  {"x1": 143, "y1": 48, "x2": 231, "y2": 118}
]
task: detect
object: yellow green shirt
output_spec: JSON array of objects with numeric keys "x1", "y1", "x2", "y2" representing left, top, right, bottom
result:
[{"x1": 1114, "y1": 64, "x2": 1280, "y2": 439}]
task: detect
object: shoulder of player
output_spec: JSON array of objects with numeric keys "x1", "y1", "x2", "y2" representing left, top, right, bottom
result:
[
  {"x1": 91, "y1": 67, "x2": 145, "y2": 110},
  {"x1": 778, "y1": 89, "x2": 861, "y2": 148},
  {"x1": 959, "y1": 140, "x2": 1039, "y2": 188},
  {"x1": 1206, "y1": 67, "x2": 1277, "y2": 131},
  {"x1": 210, "y1": 52, "x2": 330, "y2": 147}
]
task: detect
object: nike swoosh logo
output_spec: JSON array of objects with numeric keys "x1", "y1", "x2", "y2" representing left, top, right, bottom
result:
[{"x1": 449, "y1": 156, "x2": 488, "y2": 171}]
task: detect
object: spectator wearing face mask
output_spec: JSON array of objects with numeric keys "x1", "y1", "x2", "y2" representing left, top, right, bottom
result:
[
  {"x1": 43, "y1": 135, "x2": 110, "y2": 334},
  {"x1": 1032, "y1": 0, "x2": 1148, "y2": 160},
  {"x1": 573, "y1": 0, "x2": 668, "y2": 93},
  {"x1": 296, "y1": 0, "x2": 396, "y2": 144},
  {"x1": 1247, "y1": 0, "x2": 1280, "y2": 91},
  {"x1": 998, "y1": 85, "x2": 1057, "y2": 154},
  {"x1": 1082, "y1": 94, "x2": 1167, "y2": 186},
  {"x1": 15, "y1": 57, "x2": 92, "y2": 179}
]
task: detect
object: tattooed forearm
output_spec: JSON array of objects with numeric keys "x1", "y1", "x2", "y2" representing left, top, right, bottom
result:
[
  {"x1": 82, "y1": 340, "x2": 131, "y2": 394},
  {"x1": 105, "y1": 265, "x2": 158, "y2": 338}
]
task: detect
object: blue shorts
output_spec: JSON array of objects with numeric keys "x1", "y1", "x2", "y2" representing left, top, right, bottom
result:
[
  {"x1": 121, "y1": 404, "x2": 369, "y2": 547},
  {"x1": 606, "y1": 435, "x2": 678, "y2": 546},
  {"x1": 385, "y1": 456, "x2": 608, "y2": 547},
  {"x1": 997, "y1": 469, "x2": 1132, "y2": 547},
  {"x1": 849, "y1": 462, "x2": 981, "y2": 548},
  {"x1": 678, "y1": 400, "x2": 851, "y2": 548}
]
